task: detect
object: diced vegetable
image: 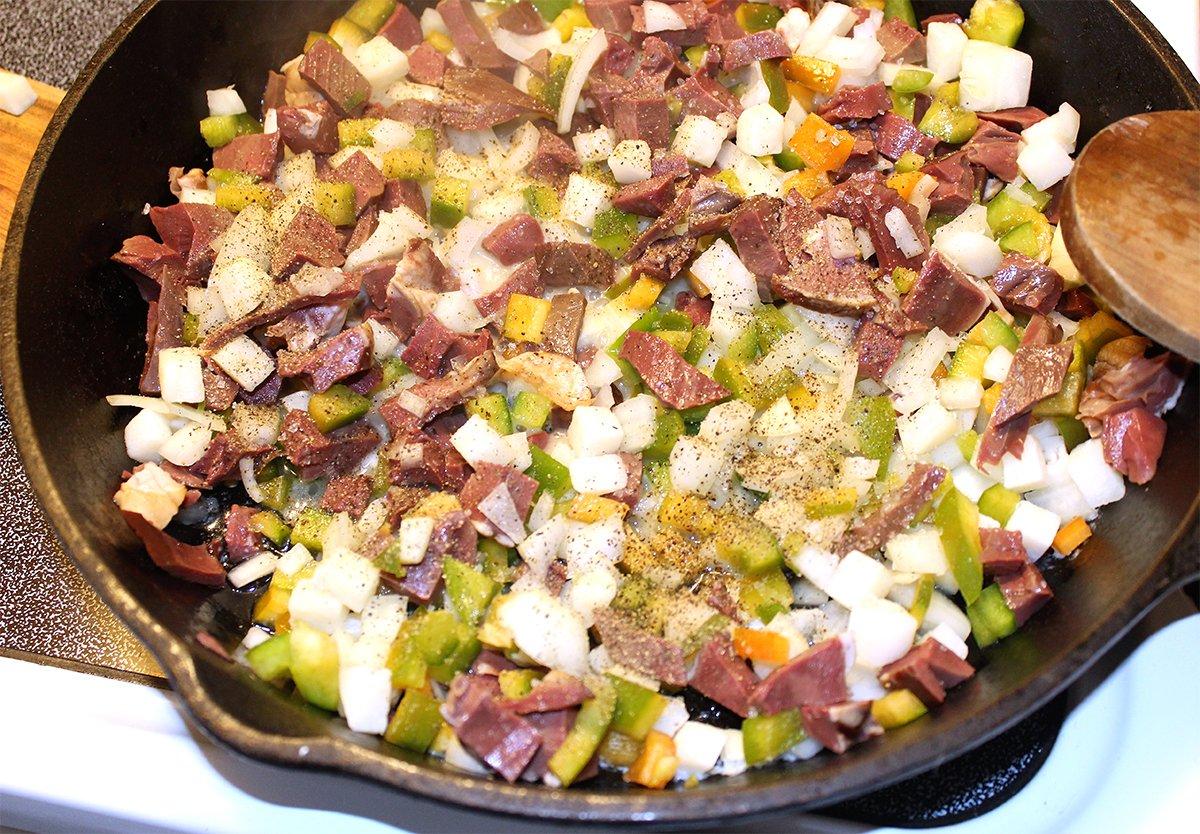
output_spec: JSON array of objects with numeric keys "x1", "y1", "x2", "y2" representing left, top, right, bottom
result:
[
  {"x1": 593, "y1": 208, "x2": 640, "y2": 259},
  {"x1": 291, "y1": 508, "x2": 334, "y2": 552},
  {"x1": 787, "y1": 113, "x2": 855, "y2": 172},
  {"x1": 934, "y1": 488, "x2": 983, "y2": 605},
  {"x1": 715, "y1": 515, "x2": 783, "y2": 576},
  {"x1": 511, "y1": 390, "x2": 553, "y2": 432},
  {"x1": 382, "y1": 147, "x2": 434, "y2": 180},
  {"x1": 314, "y1": 181, "x2": 358, "y2": 226},
  {"x1": 443, "y1": 558, "x2": 499, "y2": 627},
  {"x1": 978, "y1": 483, "x2": 1020, "y2": 524},
  {"x1": 610, "y1": 675, "x2": 669, "y2": 741},
  {"x1": 549, "y1": 677, "x2": 616, "y2": 787},
  {"x1": 733, "y1": 626, "x2": 790, "y2": 665},
  {"x1": 967, "y1": 583, "x2": 1018, "y2": 647},
  {"x1": 1053, "y1": 516, "x2": 1092, "y2": 554},
  {"x1": 199, "y1": 112, "x2": 261, "y2": 149},
  {"x1": 338, "y1": 117, "x2": 381, "y2": 148},
  {"x1": 289, "y1": 621, "x2": 340, "y2": 711},
  {"x1": 884, "y1": 0, "x2": 918, "y2": 28},
  {"x1": 384, "y1": 688, "x2": 443, "y2": 753},
  {"x1": 967, "y1": 311, "x2": 1020, "y2": 352},
  {"x1": 503, "y1": 293, "x2": 553, "y2": 343},
  {"x1": 625, "y1": 730, "x2": 678, "y2": 789},
  {"x1": 781, "y1": 56, "x2": 841, "y2": 95},
  {"x1": 871, "y1": 688, "x2": 928, "y2": 729},
  {"x1": 246, "y1": 632, "x2": 292, "y2": 683},
  {"x1": 344, "y1": 0, "x2": 397, "y2": 33},
  {"x1": 742, "y1": 710, "x2": 805, "y2": 766},
  {"x1": 308, "y1": 385, "x2": 371, "y2": 433},
  {"x1": 430, "y1": 175, "x2": 470, "y2": 228},
  {"x1": 963, "y1": 0, "x2": 1025, "y2": 48},
  {"x1": 525, "y1": 445, "x2": 572, "y2": 499}
]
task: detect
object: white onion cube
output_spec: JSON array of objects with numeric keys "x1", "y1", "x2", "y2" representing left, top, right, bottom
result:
[
  {"x1": 124, "y1": 408, "x2": 174, "y2": 463},
  {"x1": 568, "y1": 406, "x2": 625, "y2": 456},
  {"x1": 886, "y1": 528, "x2": 949, "y2": 576},
  {"x1": 982, "y1": 345, "x2": 1014, "y2": 382},
  {"x1": 157, "y1": 347, "x2": 206, "y2": 404},
  {"x1": 608, "y1": 139, "x2": 652, "y2": 184},
  {"x1": 1004, "y1": 500, "x2": 1060, "y2": 559},
  {"x1": 673, "y1": 115, "x2": 727, "y2": 167},
  {"x1": 339, "y1": 665, "x2": 393, "y2": 734},
  {"x1": 849, "y1": 596, "x2": 918, "y2": 669},
  {"x1": 1067, "y1": 439, "x2": 1126, "y2": 508},
  {"x1": 736, "y1": 103, "x2": 785, "y2": 156},
  {"x1": 210, "y1": 335, "x2": 275, "y2": 391},
  {"x1": 350, "y1": 36, "x2": 410, "y2": 97},
  {"x1": 899, "y1": 401, "x2": 959, "y2": 456},
  {"x1": 569, "y1": 454, "x2": 629, "y2": 495},
  {"x1": 958, "y1": 40, "x2": 1033, "y2": 112},
  {"x1": 1018, "y1": 140, "x2": 1075, "y2": 191},
  {"x1": 572, "y1": 126, "x2": 616, "y2": 163},
  {"x1": 451, "y1": 415, "x2": 515, "y2": 468},
  {"x1": 674, "y1": 721, "x2": 727, "y2": 777}
]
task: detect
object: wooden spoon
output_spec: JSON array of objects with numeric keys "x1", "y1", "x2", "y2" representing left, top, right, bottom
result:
[{"x1": 1061, "y1": 110, "x2": 1200, "y2": 360}]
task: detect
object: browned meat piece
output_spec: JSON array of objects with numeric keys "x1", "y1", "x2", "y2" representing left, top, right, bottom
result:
[
  {"x1": 964, "y1": 120, "x2": 1022, "y2": 181},
  {"x1": 979, "y1": 528, "x2": 1028, "y2": 577},
  {"x1": 266, "y1": 303, "x2": 348, "y2": 352},
  {"x1": 203, "y1": 365, "x2": 239, "y2": 411},
  {"x1": 523, "y1": 708, "x2": 577, "y2": 783},
  {"x1": 854, "y1": 319, "x2": 906, "y2": 382},
  {"x1": 977, "y1": 106, "x2": 1049, "y2": 131},
  {"x1": 674, "y1": 73, "x2": 742, "y2": 121},
  {"x1": 839, "y1": 464, "x2": 945, "y2": 555},
  {"x1": 441, "y1": 674, "x2": 540, "y2": 782},
  {"x1": 801, "y1": 701, "x2": 883, "y2": 754},
  {"x1": 276, "y1": 101, "x2": 339, "y2": 154},
  {"x1": 528, "y1": 125, "x2": 580, "y2": 186},
  {"x1": 378, "y1": 352, "x2": 498, "y2": 433},
  {"x1": 300, "y1": 38, "x2": 370, "y2": 116},
  {"x1": 505, "y1": 672, "x2": 593, "y2": 714},
  {"x1": 279, "y1": 410, "x2": 380, "y2": 480},
  {"x1": 458, "y1": 463, "x2": 539, "y2": 525},
  {"x1": 612, "y1": 174, "x2": 677, "y2": 216},
  {"x1": 593, "y1": 609, "x2": 688, "y2": 686},
  {"x1": 812, "y1": 172, "x2": 930, "y2": 271},
  {"x1": 271, "y1": 206, "x2": 345, "y2": 276},
  {"x1": 263, "y1": 70, "x2": 288, "y2": 110},
  {"x1": 817, "y1": 82, "x2": 891, "y2": 124},
  {"x1": 382, "y1": 510, "x2": 476, "y2": 601},
  {"x1": 112, "y1": 235, "x2": 181, "y2": 293},
  {"x1": 876, "y1": 17, "x2": 925, "y2": 63},
  {"x1": 619, "y1": 331, "x2": 730, "y2": 409},
  {"x1": 608, "y1": 452, "x2": 642, "y2": 507},
  {"x1": 406, "y1": 42, "x2": 447, "y2": 86},
  {"x1": 1101, "y1": 405, "x2": 1168, "y2": 484},
  {"x1": 440, "y1": 67, "x2": 552, "y2": 130},
  {"x1": 320, "y1": 474, "x2": 372, "y2": 518},
  {"x1": 223, "y1": 504, "x2": 264, "y2": 563},
  {"x1": 436, "y1": 0, "x2": 516, "y2": 71},
  {"x1": 323, "y1": 151, "x2": 385, "y2": 215},
  {"x1": 497, "y1": 1, "x2": 544, "y2": 33},
  {"x1": 990, "y1": 252, "x2": 1064, "y2": 316},
  {"x1": 721, "y1": 30, "x2": 791, "y2": 72},
  {"x1": 475, "y1": 260, "x2": 544, "y2": 320},
  {"x1": 879, "y1": 639, "x2": 976, "y2": 707},
  {"x1": 378, "y1": 4, "x2": 423, "y2": 49},
  {"x1": 535, "y1": 242, "x2": 615, "y2": 287},
  {"x1": 148, "y1": 203, "x2": 232, "y2": 276},
  {"x1": 122, "y1": 510, "x2": 225, "y2": 587},
  {"x1": 772, "y1": 201, "x2": 878, "y2": 316},
  {"x1": 585, "y1": 0, "x2": 634, "y2": 33},
  {"x1": 689, "y1": 634, "x2": 759, "y2": 717},
  {"x1": 675, "y1": 290, "x2": 713, "y2": 327},
  {"x1": 613, "y1": 96, "x2": 672, "y2": 149},
  {"x1": 212, "y1": 132, "x2": 282, "y2": 179},
  {"x1": 541, "y1": 291, "x2": 586, "y2": 356},
  {"x1": 990, "y1": 342, "x2": 1075, "y2": 425},
  {"x1": 160, "y1": 432, "x2": 252, "y2": 489},
  {"x1": 277, "y1": 323, "x2": 373, "y2": 392},
  {"x1": 401, "y1": 315, "x2": 459, "y2": 378},
  {"x1": 873, "y1": 112, "x2": 939, "y2": 161},
  {"x1": 627, "y1": 236, "x2": 696, "y2": 284},
  {"x1": 750, "y1": 638, "x2": 849, "y2": 714},
  {"x1": 997, "y1": 561, "x2": 1054, "y2": 624},
  {"x1": 900, "y1": 251, "x2": 988, "y2": 334},
  {"x1": 1055, "y1": 288, "x2": 1098, "y2": 321},
  {"x1": 482, "y1": 214, "x2": 544, "y2": 265},
  {"x1": 921, "y1": 150, "x2": 979, "y2": 216},
  {"x1": 729, "y1": 195, "x2": 788, "y2": 278}
]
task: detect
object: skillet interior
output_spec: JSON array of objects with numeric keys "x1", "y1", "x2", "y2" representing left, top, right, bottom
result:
[{"x1": 1, "y1": 0, "x2": 1197, "y2": 823}]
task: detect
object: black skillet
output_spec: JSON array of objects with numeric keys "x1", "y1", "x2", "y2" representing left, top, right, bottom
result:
[{"x1": 1, "y1": 0, "x2": 1197, "y2": 824}]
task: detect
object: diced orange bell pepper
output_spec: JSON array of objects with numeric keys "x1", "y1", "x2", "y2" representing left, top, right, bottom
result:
[
  {"x1": 787, "y1": 113, "x2": 855, "y2": 173},
  {"x1": 733, "y1": 626, "x2": 791, "y2": 665},
  {"x1": 886, "y1": 170, "x2": 924, "y2": 202},
  {"x1": 784, "y1": 80, "x2": 815, "y2": 112},
  {"x1": 784, "y1": 168, "x2": 833, "y2": 199},
  {"x1": 625, "y1": 730, "x2": 678, "y2": 789},
  {"x1": 1053, "y1": 517, "x2": 1093, "y2": 554},
  {"x1": 781, "y1": 56, "x2": 842, "y2": 94}
]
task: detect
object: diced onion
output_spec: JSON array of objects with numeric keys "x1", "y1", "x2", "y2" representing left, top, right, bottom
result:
[
  {"x1": 557, "y1": 28, "x2": 608, "y2": 133},
  {"x1": 106, "y1": 395, "x2": 227, "y2": 432},
  {"x1": 239, "y1": 457, "x2": 265, "y2": 504}
]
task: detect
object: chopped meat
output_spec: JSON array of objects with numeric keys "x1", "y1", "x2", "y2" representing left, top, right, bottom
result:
[
  {"x1": 475, "y1": 260, "x2": 545, "y2": 320},
  {"x1": 1100, "y1": 405, "x2": 1168, "y2": 485},
  {"x1": 387, "y1": 432, "x2": 472, "y2": 492},
  {"x1": 223, "y1": 504, "x2": 264, "y2": 563},
  {"x1": 721, "y1": 30, "x2": 791, "y2": 72},
  {"x1": 651, "y1": 150, "x2": 691, "y2": 179},
  {"x1": 378, "y1": 4, "x2": 424, "y2": 49},
  {"x1": 263, "y1": 70, "x2": 288, "y2": 110},
  {"x1": 440, "y1": 67, "x2": 553, "y2": 130},
  {"x1": 276, "y1": 101, "x2": 340, "y2": 154},
  {"x1": 990, "y1": 341, "x2": 1074, "y2": 425},
  {"x1": 817, "y1": 83, "x2": 891, "y2": 124},
  {"x1": 873, "y1": 112, "x2": 939, "y2": 161},
  {"x1": 277, "y1": 323, "x2": 374, "y2": 392},
  {"x1": 854, "y1": 319, "x2": 906, "y2": 382},
  {"x1": 436, "y1": 0, "x2": 516, "y2": 72},
  {"x1": 801, "y1": 701, "x2": 883, "y2": 754},
  {"x1": 619, "y1": 330, "x2": 730, "y2": 409},
  {"x1": 472, "y1": 649, "x2": 520, "y2": 677},
  {"x1": 324, "y1": 151, "x2": 385, "y2": 215},
  {"x1": 728, "y1": 196, "x2": 788, "y2": 278},
  {"x1": 613, "y1": 96, "x2": 672, "y2": 149},
  {"x1": 541, "y1": 291, "x2": 586, "y2": 357},
  {"x1": 160, "y1": 432, "x2": 251, "y2": 489},
  {"x1": 901, "y1": 251, "x2": 989, "y2": 334},
  {"x1": 344, "y1": 204, "x2": 379, "y2": 255},
  {"x1": 203, "y1": 365, "x2": 239, "y2": 411},
  {"x1": 772, "y1": 203, "x2": 878, "y2": 316},
  {"x1": 505, "y1": 672, "x2": 592, "y2": 714},
  {"x1": 212, "y1": 132, "x2": 282, "y2": 180},
  {"x1": 689, "y1": 634, "x2": 758, "y2": 717},
  {"x1": 401, "y1": 315, "x2": 461, "y2": 378},
  {"x1": 497, "y1": 1, "x2": 544, "y2": 34},
  {"x1": 612, "y1": 174, "x2": 677, "y2": 217},
  {"x1": 674, "y1": 290, "x2": 713, "y2": 327},
  {"x1": 812, "y1": 172, "x2": 930, "y2": 272},
  {"x1": 385, "y1": 509, "x2": 477, "y2": 602},
  {"x1": 750, "y1": 638, "x2": 849, "y2": 714},
  {"x1": 628, "y1": 235, "x2": 696, "y2": 284},
  {"x1": 998, "y1": 561, "x2": 1054, "y2": 625},
  {"x1": 876, "y1": 17, "x2": 925, "y2": 63},
  {"x1": 148, "y1": 203, "x2": 232, "y2": 276},
  {"x1": 379, "y1": 352, "x2": 499, "y2": 433},
  {"x1": 839, "y1": 464, "x2": 946, "y2": 555},
  {"x1": 320, "y1": 474, "x2": 373, "y2": 518},
  {"x1": 528, "y1": 126, "x2": 580, "y2": 186},
  {"x1": 523, "y1": 708, "x2": 577, "y2": 783},
  {"x1": 964, "y1": 120, "x2": 1022, "y2": 182},
  {"x1": 278, "y1": 410, "x2": 380, "y2": 480},
  {"x1": 1056, "y1": 288, "x2": 1098, "y2": 321},
  {"x1": 608, "y1": 452, "x2": 642, "y2": 507},
  {"x1": 300, "y1": 38, "x2": 370, "y2": 116},
  {"x1": 406, "y1": 42, "x2": 448, "y2": 87},
  {"x1": 1079, "y1": 341, "x2": 1186, "y2": 441},
  {"x1": 442, "y1": 674, "x2": 540, "y2": 782},
  {"x1": 674, "y1": 73, "x2": 742, "y2": 121},
  {"x1": 593, "y1": 609, "x2": 688, "y2": 686},
  {"x1": 990, "y1": 252, "x2": 1064, "y2": 316},
  {"x1": 266, "y1": 302, "x2": 348, "y2": 352},
  {"x1": 534, "y1": 242, "x2": 615, "y2": 287},
  {"x1": 625, "y1": 184, "x2": 691, "y2": 261},
  {"x1": 920, "y1": 150, "x2": 979, "y2": 216},
  {"x1": 381, "y1": 179, "x2": 427, "y2": 217},
  {"x1": 112, "y1": 235, "x2": 181, "y2": 294},
  {"x1": 482, "y1": 214, "x2": 544, "y2": 265},
  {"x1": 271, "y1": 206, "x2": 345, "y2": 276},
  {"x1": 585, "y1": 0, "x2": 634, "y2": 33},
  {"x1": 602, "y1": 30, "x2": 637, "y2": 74},
  {"x1": 458, "y1": 463, "x2": 539, "y2": 524},
  {"x1": 979, "y1": 528, "x2": 1028, "y2": 577},
  {"x1": 122, "y1": 510, "x2": 226, "y2": 587},
  {"x1": 977, "y1": 106, "x2": 1049, "y2": 132},
  {"x1": 878, "y1": 639, "x2": 976, "y2": 707},
  {"x1": 920, "y1": 12, "x2": 963, "y2": 30}
]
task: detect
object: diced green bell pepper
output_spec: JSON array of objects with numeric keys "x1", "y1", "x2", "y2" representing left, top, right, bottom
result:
[
  {"x1": 181, "y1": 312, "x2": 200, "y2": 346},
  {"x1": 934, "y1": 488, "x2": 983, "y2": 605},
  {"x1": 1055, "y1": 416, "x2": 1089, "y2": 451},
  {"x1": 1034, "y1": 343, "x2": 1085, "y2": 416},
  {"x1": 430, "y1": 175, "x2": 470, "y2": 228},
  {"x1": 532, "y1": 0, "x2": 573, "y2": 22},
  {"x1": 892, "y1": 68, "x2": 934, "y2": 94},
  {"x1": 478, "y1": 538, "x2": 517, "y2": 584},
  {"x1": 909, "y1": 573, "x2": 935, "y2": 622},
  {"x1": 498, "y1": 668, "x2": 541, "y2": 699},
  {"x1": 289, "y1": 621, "x2": 340, "y2": 711},
  {"x1": 443, "y1": 558, "x2": 499, "y2": 627},
  {"x1": 684, "y1": 45, "x2": 709, "y2": 72},
  {"x1": 684, "y1": 325, "x2": 711, "y2": 365},
  {"x1": 207, "y1": 167, "x2": 258, "y2": 186},
  {"x1": 249, "y1": 510, "x2": 291, "y2": 547},
  {"x1": 328, "y1": 16, "x2": 370, "y2": 49},
  {"x1": 740, "y1": 568, "x2": 792, "y2": 620},
  {"x1": 643, "y1": 410, "x2": 685, "y2": 462},
  {"x1": 379, "y1": 356, "x2": 411, "y2": 388},
  {"x1": 967, "y1": 311, "x2": 1020, "y2": 352},
  {"x1": 304, "y1": 31, "x2": 339, "y2": 53},
  {"x1": 246, "y1": 632, "x2": 292, "y2": 683},
  {"x1": 609, "y1": 675, "x2": 668, "y2": 741},
  {"x1": 199, "y1": 112, "x2": 262, "y2": 149},
  {"x1": 338, "y1": 117, "x2": 380, "y2": 148},
  {"x1": 682, "y1": 613, "x2": 732, "y2": 659},
  {"x1": 804, "y1": 486, "x2": 859, "y2": 519},
  {"x1": 754, "y1": 305, "x2": 794, "y2": 354},
  {"x1": 871, "y1": 688, "x2": 928, "y2": 729},
  {"x1": 919, "y1": 97, "x2": 979, "y2": 144},
  {"x1": 541, "y1": 54, "x2": 572, "y2": 110},
  {"x1": 743, "y1": 709, "x2": 805, "y2": 766},
  {"x1": 344, "y1": 0, "x2": 397, "y2": 33},
  {"x1": 382, "y1": 147, "x2": 435, "y2": 181},
  {"x1": 773, "y1": 148, "x2": 806, "y2": 171},
  {"x1": 889, "y1": 89, "x2": 916, "y2": 121},
  {"x1": 384, "y1": 688, "x2": 443, "y2": 752},
  {"x1": 549, "y1": 677, "x2": 616, "y2": 787},
  {"x1": 313, "y1": 180, "x2": 358, "y2": 226},
  {"x1": 957, "y1": 429, "x2": 979, "y2": 462},
  {"x1": 892, "y1": 264, "x2": 919, "y2": 292},
  {"x1": 716, "y1": 516, "x2": 783, "y2": 576},
  {"x1": 884, "y1": 0, "x2": 918, "y2": 27},
  {"x1": 847, "y1": 395, "x2": 897, "y2": 479},
  {"x1": 256, "y1": 460, "x2": 295, "y2": 512},
  {"x1": 410, "y1": 610, "x2": 481, "y2": 684},
  {"x1": 978, "y1": 483, "x2": 1020, "y2": 525},
  {"x1": 591, "y1": 207, "x2": 639, "y2": 258},
  {"x1": 967, "y1": 583, "x2": 1018, "y2": 647},
  {"x1": 986, "y1": 187, "x2": 1044, "y2": 237},
  {"x1": 949, "y1": 342, "x2": 991, "y2": 380},
  {"x1": 291, "y1": 507, "x2": 334, "y2": 552},
  {"x1": 893, "y1": 153, "x2": 925, "y2": 176},
  {"x1": 736, "y1": 3, "x2": 783, "y2": 32},
  {"x1": 999, "y1": 215, "x2": 1053, "y2": 262},
  {"x1": 963, "y1": 0, "x2": 1025, "y2": 47},
  {"x1": 215, "y1": 183, "x2": 276, "y2": 213},
  {"x1": 525, "y1": 445, "x2": 572, "y2": 499},
  {"x1": 523, "y1": 182, "x2": 559, "y2": 219},
  {"x1": 925, "y1": 213, "x2": 956, "y2": 237},
  {"x1": 465, "y1": 392, "x2": 512, "y2": 436},
  {"x1": 511, "y1": 390, "x2": 553, "y2": 432},
  {"x1": 309, "y1": 384, "x2": 371, "y2": 433},
  {"x1": 760, "y1": 59, "x2": 790, "y2": 114}
]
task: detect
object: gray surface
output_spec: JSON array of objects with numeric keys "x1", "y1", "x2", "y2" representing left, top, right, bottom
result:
[{"x1": 1, "y1": 0, "x2": 141, "y2": 87}]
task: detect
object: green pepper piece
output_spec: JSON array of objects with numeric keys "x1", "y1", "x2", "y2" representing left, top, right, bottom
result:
[
  {"x1": 382, "y1": 147, "x2": 435, "y2": 181},
  {"x1": 1033, "y1": 343, "x2": 1085, "y2": 416},
  {"x1": 883, "y1": 0, "x2": 918, "y2": 27},
  {"x1": 215, "y1": 183, "x2": 276, "y2": 213},
  {"x1": 525, "y1": 445, "x2": 572, "y2": 499},
  {"x1": 967, "y1": 583, "x2": 1018, "y2": 647},
  {"x1": 909, "y1": 573, "x2": 935, "y2": 622},
  {"x1": 680, "y1": 613, "x2": 732, "y2": 659},
  {"x1": 477, "y1": 538, "x2": 516, "y2": 584},
  {"x1": 683, "y1": 44, "x2": 709, "y2": 72},
  {"x1": 523, "y1": 182, "x2": 560, "y2": 218},
  {"x1": 498, "y1": 668, "x2": 541, "y2": 699},
  {"x1": 370, "y1": 457, "x2": 391, "y2": 498},
  {"x1": 773, "y1": 148, "x2": 806, "y2": 172},
  {"x1": 540, "y1": 54, "x2": 572, "y2": 110},
  {"x1": 413, "y1": 610, "x2": 481, "y2": 683},
  {"x1": 257, "y1": 460, "x2": 295, "y2": 513},
  {"x1": 465, "y1": 392, "x2": 512, "y2": 436},
  {"x1": 181, "y1": 312, "x2": 200, "y2": 346},
  {"x1": 891, "y1": 265, "x2": 919, "y2": 293},
  {"x1": 430, "y1": 175, "x2": 470, "y2": 228},
  {"x1": 985, "y1": 188, "x2": 1042, "y2": 236},
  {"x1": 889, "y1": 89, "x2": 916, "y2": 121},
  {"x1": 716, "y1": 516, "x2": 783, "y2": 576},
  {"x1": 893, "y1": 153, "x2": 926, "y2": 176},
  {"x1": 308, "y1": 384, "x2": 371, "y2": 433},
  {"x1": 338, "y1": 117, "x2": 381, "y2": 148},
  {"x1": 998, "y1": 215, "x2": 1053, "y2": 261},
  {"x1": 388, "y1": 621, "x2": 427, "y2": 690},
  {"x1": 759, "y1": 59, "x2": 790, "y2": 114},
  {"x1": 344, "y1": 0, "x2": 397, "y2": 33},
  {"x1": 246, "y1": 632, "x2": 292, "y2": 683},
  {"x1": 207, "y1": 167, "x2": 258, "y2": 186},
  {"x1": 313, "y1": 181, "x2": 358, "y2": 226},
  {"x1": 963, "y1": 0, "x2": 1025, "y2": 47},
  {"x1": 289, "y1": 621, "x2": 340, "y2": 711},
  {"x1": 925, "y1": 213, "x2": 955, "y2": 237},
  {"x1": 643, "y1": 410, "x2": 685, "y2": 462},
  {"x1": 967, "y1": 311, "x2": 1020, "y2": 352},
  {"x1": 978, "y1": 483, "x2": 1020, "y2": 525},
  {"x1": 511, "y1": 390, "x2": 553, "y2": 432},
  {"x1": 199, "y1": 112, "x2": 262, "y2": 149},
  {"x1": 591, "y1": 207, "x2": 639, "y2": 258},
  {"x1": 378, "y1": 356, "x2": 411, "y2": 389},
  {"x1": 384, "y1": 688, "x2": 443, "y2": 752},
  {"x1": 304, "y1": 31, "x2": 339, "y2": 53},
  {"x1": 1055, "y1": 416, "x2": 1089, "y2": 451},
  {"x1": 443, "y1": 558, "x2": 500, "y2": 627},
  {"x1": 846, "y1": 395, "x2": 897, "y2": 479},
  {"x1": 608, "y1": 674, "x2": 668, "y2": 741},
  {"x1": 328, "y1": 16, "x2": 370, "y2": 49},
  {"x1": 934, "y1": 488, "x2": 983, "y2": 605},
  {"x1": 736, "y1": 3, "x2": 783, "y2": 32},
  {"x1": 918, "y1": 97, "x2": 979, "y2": 144},
  {"x1": 949, "y1": 342, "x2": 991, "y2": 380},
  {"x1": 531, "y1": 0, "x2": 573, "y2": 21},
  {"x1": 804, "y1": 487, "x2": 859, "y2": 519},
  {"x1": 892, "y1": 68, "x2": 933, "y2": 95},
  {"x1": 291, "y1": 507, "x2": 334, "y2": 553},
  {"x1": 549, "y1": 677, "x2": 616, "y2": 787},
  {"x1": 957, "y1": 429, "x2": 979, "y2": 462},
  {"x1": 249, "y1": 510, "x2": 292, "y2": 547},
  {"x1": 739, "y1": 568, "x2": 792, "y2": 617},
  {"x1": 743, "y1": 709, "x2": 806, "y2": 766},
  {"x1": 683, "y1": 325, "x2": 711, "y2": 365},
  {"x1": 754, "y1": 305, "x2": 794, "y2": 354}
]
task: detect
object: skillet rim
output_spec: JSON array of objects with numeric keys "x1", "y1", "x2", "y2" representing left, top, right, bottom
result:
[{"x1": 1, "y1": 0, "x2": 1197, "y2": 822}]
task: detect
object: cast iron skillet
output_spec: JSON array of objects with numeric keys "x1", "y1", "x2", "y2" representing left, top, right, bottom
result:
[{"x1": 1, "y1": 0, "x2": 1197, "y2": 823}]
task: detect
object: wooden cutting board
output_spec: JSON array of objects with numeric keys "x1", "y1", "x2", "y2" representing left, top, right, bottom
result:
[{"x1": 0, "y1": 75, "x2": 64, "y2": 247}]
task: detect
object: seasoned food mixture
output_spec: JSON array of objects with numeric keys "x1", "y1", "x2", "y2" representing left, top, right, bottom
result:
[{"x1": 109, "y1": 0, "x2": 1188, "y2": 787}]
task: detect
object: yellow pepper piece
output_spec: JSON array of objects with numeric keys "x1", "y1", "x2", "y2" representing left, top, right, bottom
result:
[
  {"x1": 625, "y1": 730, "x2": 678, "y2": 789},
  {"x1": 980, "y1": 382, "x2": 1003, "y2": 416},
  {"x1": 712, "y1": 168, "x2": 745, "y2": 197},
  {"x1": 658, "y1": 491, "x2": 718, "y2": 536},
  {"x1": 886, "y1": 170, "x2": 924, "y2": 202},
  {"x1": 410, "y1": 492, "x2": 463, "y2": 519},
  {"x1": 1053, "y1": 517, "x2": 1093, "y2": 554},
  {"x1": 787, "y1": 113, "x2": 855, "y2": 173},
  {"x1": 553, "y1": 6, "x2": 591, "y2": 41},
  {"x1": 686, "y1": 270, "x2": 712, "y2": 298},
  {"x1": 426, "y1": 31, "x2": 453, "y2": 54},
  {"x1": 871, "y1": 689, "x2": 928, "y2": 729},
  {"x1": 623, "y1": 276, "x2": 665, "y2": 310},
  {"x1": 784, "y1": 167, "x2": 833, "y2": 199},
  {"x1": 253, "y1": 583, "x2": 291, "y2": 628},
  {"x1": 781, "y1": 56, "x2": 842, "y2": 94},
  {"x1": 503, "y1": 293, "x2": 552, "y2": 342},
  {"x1": 784, "y1": 79, "x2": 815, "y2": 112},
  {"x1": 655, "y1": 330, "x2": 692, "y2": 354},
  {"x1": 568, "y1": 495, "x2": 629, "y2": 523},
  {"x1": 787, "y1": 382, "x2": 817, "y2": 412}
]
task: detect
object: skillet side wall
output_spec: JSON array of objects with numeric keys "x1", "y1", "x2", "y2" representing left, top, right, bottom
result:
[{"x1": 2, "y1": 0, "x2": 1197, "y2": 822}]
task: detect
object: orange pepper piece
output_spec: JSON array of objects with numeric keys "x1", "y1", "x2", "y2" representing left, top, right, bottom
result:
[
  {"x1": 886, "y1": 170, "x2": 924, "y2": 201},
  {"x1": 1053, "y1": 517, "x2": 1093, "y2": 554},
  {"x1": 787, "y1": 113, "x2": 855, "y2": 173},
  {"x1": 784, "y1": 167, "x2": 833, "y2": 199},
  {"x1": 781, "y1": 56, "x2": 842, "y2": 94},
  {"x1": 733, "y1": 626, "x2": 791, "y2": 665},
  {"x1": 625, "y1": 730, "x2": 679, "y2": 789}
]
